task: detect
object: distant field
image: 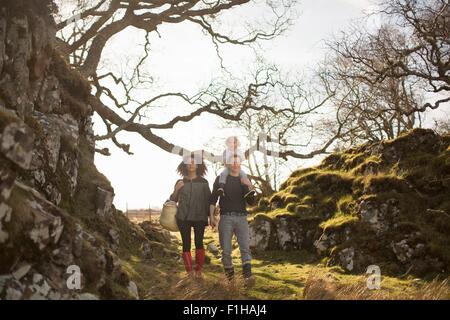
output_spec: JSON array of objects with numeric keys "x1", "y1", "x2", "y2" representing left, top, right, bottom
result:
[{"x1": 125, "y1": 210, "x2": 161, "y2": 224}]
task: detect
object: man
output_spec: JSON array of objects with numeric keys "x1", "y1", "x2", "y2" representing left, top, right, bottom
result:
[{"x1": 209, "y1": 153, "x2": 257, "y2": 288}]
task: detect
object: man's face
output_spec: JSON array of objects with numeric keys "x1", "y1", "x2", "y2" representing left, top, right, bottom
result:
[{"x1": 229, "y1": 156, "x2": 241, "y2": 173}]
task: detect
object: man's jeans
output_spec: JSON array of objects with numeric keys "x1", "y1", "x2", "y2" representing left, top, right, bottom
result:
[{"x1": 218, "y1": 214, "x2": 252, "y2": 270}]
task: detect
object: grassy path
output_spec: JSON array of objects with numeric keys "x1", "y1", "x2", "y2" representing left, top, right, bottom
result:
[{"x1": 120, "y1": 226, "x2": 449, "y2": 300}]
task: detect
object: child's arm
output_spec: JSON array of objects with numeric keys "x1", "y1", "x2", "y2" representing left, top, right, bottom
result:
[
  {"x1": 239, "y1": 169, "x2": 248, "y2": 179},
  {"x1": 244, "y1": 149, "x2": 250, "y2": 161},
  {"x1": 222, "y1": 149, "x2": 228, "y2": 164},
  {"x1": 239, "y1": 170, "x2": 255, "y2": 189}
]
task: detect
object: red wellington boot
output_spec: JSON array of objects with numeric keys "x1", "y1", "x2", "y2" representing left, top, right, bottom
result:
[
  {"x1": 181, "y1": 251, "x2": 193, "y2": 277},
  {"x1": 195, "y1": 248, "x2": 205, "y2": 279}
]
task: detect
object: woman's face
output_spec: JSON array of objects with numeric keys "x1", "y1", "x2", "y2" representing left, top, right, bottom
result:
[{"x1": 187, "y1": 158, "x2": 197, "y2": 174}]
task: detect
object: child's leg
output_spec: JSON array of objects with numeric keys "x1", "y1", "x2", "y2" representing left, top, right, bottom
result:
[
  {"x1": 239, "y1": 170, "x2": 254, "y2": 189},
  {"x1": 219, "y1": 167, "x2": 229, "y2": 185}
]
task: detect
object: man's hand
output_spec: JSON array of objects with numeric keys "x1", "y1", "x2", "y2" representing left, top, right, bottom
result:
[
  {"x1": 209, "y1": 214, "x2": 217, "y2": 229},
  {"x1": 209, "y1": 205, "x2": 218, "y2": 230},
  {"x1": 209, "y1": 204, "x2": 216, "y2": 217}
]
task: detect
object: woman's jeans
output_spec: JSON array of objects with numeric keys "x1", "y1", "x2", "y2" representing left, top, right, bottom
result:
[{"x1": 218, "y1": 214, "x2": 252, "y2": 272}]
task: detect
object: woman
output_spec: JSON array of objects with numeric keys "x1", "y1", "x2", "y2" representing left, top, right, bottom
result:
[{"x1": 169, "y1": 152, "x2": 211, "y2": 279}]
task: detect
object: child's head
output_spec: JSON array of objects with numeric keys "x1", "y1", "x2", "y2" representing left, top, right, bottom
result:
[
  {"x1": 226, "y1": 153, "x2": 243, "y2": 173},
  {"x1": 225, "y1": 136, "x2": 240, "y2": 149}
]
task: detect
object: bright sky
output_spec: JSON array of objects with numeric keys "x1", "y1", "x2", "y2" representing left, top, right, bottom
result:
[{"x1": 86, "y1": 0, "x2": 447, "y2": 211}]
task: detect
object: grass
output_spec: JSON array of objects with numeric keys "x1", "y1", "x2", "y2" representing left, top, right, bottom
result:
[
  {"x1": 119, "y1": 226, "x2": 450, "y2": 300},
  {"x1": 336, "y1": 195, "x2": 356, "y2": 214},
  {"x1": 319, "y1": 213, "x2": 359, "y2": 231},
  {"x1": 303, "y1": 272, "x2": 450, "y2": 300}
]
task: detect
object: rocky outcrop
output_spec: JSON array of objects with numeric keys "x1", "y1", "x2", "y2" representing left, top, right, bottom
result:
[
  {"x1": 249, "y1": 214, "x2": 319, "y2": 251},
  {"x1": 250, "y1": 129, "x2": 450, "y2": 277},
  {"x1": 249, "y1": 215, "x2": 277, "y2": 251},
  {"x1": 138, "y1": 221, "x2": 179, "y2": 259},
  {"x1": 0, "y1": 0, "x2": 172, "y2": 300}
]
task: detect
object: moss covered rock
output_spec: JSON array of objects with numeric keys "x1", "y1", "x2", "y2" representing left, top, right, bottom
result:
[{"x1": 249, "y1": 128, "x2": 450, "y2": 277}]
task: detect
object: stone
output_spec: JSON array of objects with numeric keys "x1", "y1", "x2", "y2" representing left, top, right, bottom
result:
[
  {"x1": 12, "y1": 263, "x2": 32, "y2": 280},
  {"x1": 108, "y1": 229, "x2": 120, "y2": 247},
  {"x1": 0, "y1": 275, "x2": 25, "y2": 299},
  {"x1": 29, "y1": 224, "x2": 50, "y2": 250},
  {"x1": 73, "y1": 227, "x2": 84, "y2": 258},
  {"x1": 163, "y1": 247, "x2": 179, "y2": 258},
  {"x1": 275, "y1": 217, "x2": 303, "y2": 250},
  {"x1": 51, "y1": 219, "x2": 64, "y2": 244},
  {"x1": 0, "y1": 2, "x2": 145, "y2": 301},
  {"x1": 6, "y1": 287, "x2": 23, "y2": 300},
  {"x1": 249, "y1": 215, "x2": 278, "y2": 251},
  {"x1": 39, "y1": 280, "x2": 51, "y2": 296},
  {"x1": 96, "y1": 187, "x2": 114, "y2": 218},
  {"x1": 141, "y1": 242, "x2": 152, "y2": 259},
  {"x1": 0, "y1": 275, "x2": 10, "y2": 293},
  {"x1": 59, "y1": 114, "x2": 80, "y2": 143},
  {"x1": 0, "y1": 18, "x2": 5, "y2": 73},
  {"x1": 59, "y1": 151, "x2": 79, "y2": 196},
  {"x1": 161, "y1": 230, "x2": 172, "y2": 242},
  {"x1": 30, "y1": 278, "x2": 51, "y2": 298},
  {"x1": 338, "y1": 247, "x2": 355, "y2": 271},
  {"x1": 0, "y1": 228, "x2": 8, "y2": 243},
  {"x1": 95, "y1": 247, "x2": 107, "y2": 271},
  {"x1": 33, "y1": 113, "x2": 61, "y2": 173},
  {"x1": 0, "y1": 122, "x2": 34, "y2": 169},
  {"x1": 77, "y1": 293, "x2": 100, "y2": 300},
  {"x1": 51, "y1": 242, "x2": 74, "y2": 266},
  {"x1": 81, "y1": 116, "x2": 95, "y2": 161},
  {"x1": 11, "y1": 181, "x2": 65, "y2": 250},
  {"x1": 127, "y1": 281, "x2": 139, "y2": 300},
  {"x1": 0, "y1": 203, "x2": 12, "y2": 221},
  {"x1": 48, "y1": 291, "x2": 61, "y2": 300},
  {"x1": 36, "y1": 76, "x2": 60, "y2": 113},
  {"x1": 207, "y1": 243, "x2": 219, "y2": 255},
  {"x1": 105, "y1": 250, "x2": 122, "y2": 277},
  {"x1": 314, "y1": 232, "x2": 333, "y2": 254},
  {"x1": 29, "y1": 292, "x2": 46, "y2": 300},
  {"x1": 358, "y1": 198, "x2": 399, "y2": 235},
  {"x1": 391, "y1": 239, "x2": 415, "y2": 263},
  {"x1": 32, "y1": 273, "x2": 43, "y2": 284},
  {"x1": 31, "y1": 169, "x2": 46, "y2": 186},
  {"x1": 44, "y1": 183, "x2": 62, "y2": 206},
  {"x1": 0, "y1": 167, "x2": 16, "y2": 201}
]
